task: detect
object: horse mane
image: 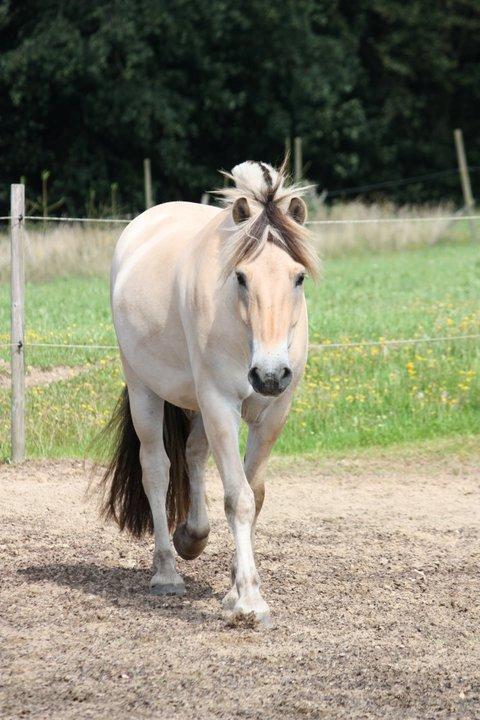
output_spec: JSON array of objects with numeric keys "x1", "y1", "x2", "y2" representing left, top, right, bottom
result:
[{"x1": 214, "y1": 158, "x2": 319, "y2": 280}]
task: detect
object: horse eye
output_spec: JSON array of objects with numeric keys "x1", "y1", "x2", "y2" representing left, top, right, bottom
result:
[
  {"x1": 236, "y1": 271, "x2": 247, "y2": 288},
  {"x1": 295, "y1": 273, "x2": 305, "y2": 287}
]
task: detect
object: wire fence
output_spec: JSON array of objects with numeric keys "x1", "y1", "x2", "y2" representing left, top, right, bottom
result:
[
  {"x1": 24, "y1": 215, "x2": 130, "y2": 224},
  {"x1": 1, "y1": 334, "x2": 479, "y2": 354},
  {"x1": 0, "y1": 215, "x2": 129, "y2": 224},
  {"x1": 325, "y1": 165, "x2": 480, "y2": 198},
  {"x1": 0, "y1": 342, "x2": 118, "y2": 350},
  {"x1": 0, "y1": 212, "x2": 479, "y2": 226},
  {"x1": 309, "y1": 334, "x2": 480, "y2": 351},
  {"x1": 307, "y1": 214, "x2": 480, "y2": 226}
]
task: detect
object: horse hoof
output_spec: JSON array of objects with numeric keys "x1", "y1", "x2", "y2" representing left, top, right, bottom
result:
[
  {"x1": 173, "y1": 523, "x2": 209, "y2": 560},
  {"x1": 150, "y1": 582, "x2": 186, "y2": 597},
  {"x1": 226, "y1": 608, "x2": 272, "y2": 629}
]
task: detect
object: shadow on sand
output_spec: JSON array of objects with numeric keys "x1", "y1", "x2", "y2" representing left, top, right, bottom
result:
[{"x1": 18, "y1": 562, "x2": 221, "y2": 619}]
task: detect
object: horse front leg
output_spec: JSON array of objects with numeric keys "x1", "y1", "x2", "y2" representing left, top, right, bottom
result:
[
  {"x1": 126, "y1": 379, "x2": 185, "y2": 595},
  {"x1": 223, "y1": 394, "x2": 292, "y2": 612},
  {"x1": 200, "y1": 390, "x2": 270, "y2": 623}
]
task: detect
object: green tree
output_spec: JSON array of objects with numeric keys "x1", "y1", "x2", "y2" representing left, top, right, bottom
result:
[{"x1": 0, "y1": 0, "x2": 478, "y2": 212}]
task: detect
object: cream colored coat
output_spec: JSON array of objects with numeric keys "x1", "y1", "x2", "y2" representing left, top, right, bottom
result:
[{"x1": 111, "y1": 166, "x2": 311, "y2": 623}]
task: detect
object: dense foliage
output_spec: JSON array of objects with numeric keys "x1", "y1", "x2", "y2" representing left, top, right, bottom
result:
[{"x1": 0, "y1": 0, "x2": 479, "y2": 214}]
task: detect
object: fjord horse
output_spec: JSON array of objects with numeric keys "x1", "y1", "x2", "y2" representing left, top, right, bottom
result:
[{"x1": 102, "y1": 160, "x2": 318, "y2": 623}]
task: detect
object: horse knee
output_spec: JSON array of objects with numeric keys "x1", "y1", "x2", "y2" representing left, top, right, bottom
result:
[
  {"x1": 224, "y1": 483, "x2": 255, "y2": 525},
  {"x1": 140, "y1": 440, "x2": 169, "y2": 472}
]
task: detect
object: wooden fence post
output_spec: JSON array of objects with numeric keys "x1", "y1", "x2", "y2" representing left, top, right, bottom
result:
[
  {"x1": 294, "y1": 136, "x2": 302, "y2": 184},
  {"x1": 41, "y1": 170, "x2": 50, "y2": 220},
  {"x1": 10, "y1": 184, "x2": 26, "y2": 463},
  {"x1": 111, "y1": 182, "x2": 119, "y2": 216},
  {"x1": 144, "y1": 158, "x2": 153, "y2": 209},
  {"x1": 454, "y1": 129, "x2": 475, "y2": 241}
]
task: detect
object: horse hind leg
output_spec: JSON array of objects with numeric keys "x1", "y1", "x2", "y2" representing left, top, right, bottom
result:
[{"x1": 173, "y1": 412, "x2": 210, "y2": 560}]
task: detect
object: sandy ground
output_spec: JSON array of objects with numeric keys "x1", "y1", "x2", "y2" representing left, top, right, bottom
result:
[{"x1": 1, "y1": 452, "x2": 479, "y2": 719}]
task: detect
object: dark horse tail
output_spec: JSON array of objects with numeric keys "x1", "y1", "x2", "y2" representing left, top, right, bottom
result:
[{"x1": 99, "y1": 387, "x2": 190, "y2": 537}]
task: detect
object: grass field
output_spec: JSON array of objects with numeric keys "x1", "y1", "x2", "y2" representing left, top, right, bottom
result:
[{"x1": 0, "y1": 233, "x2": 479, "y2": 459}]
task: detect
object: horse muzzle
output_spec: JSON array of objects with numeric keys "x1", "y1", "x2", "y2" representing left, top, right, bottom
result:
[{"x1": 248, "y1": 364, "x2": 292, "y2": 397}]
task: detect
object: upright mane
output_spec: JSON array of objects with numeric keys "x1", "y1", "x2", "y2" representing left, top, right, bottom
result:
[{"x1": 214, "y1": 159, "x2": 319, "y2": 280}]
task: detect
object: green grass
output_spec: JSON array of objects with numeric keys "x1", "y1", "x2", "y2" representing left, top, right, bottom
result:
[
  {"x1": 0, "y1": 276, "x2": 114, "y2": 366},
  {"x1": 0, "y1": 241, "x2": 479, "y2": 459}
]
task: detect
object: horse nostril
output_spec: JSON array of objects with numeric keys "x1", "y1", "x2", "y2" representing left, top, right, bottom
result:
[
  {"x1": 279, "y1": 366, "x2": 292, "y2": 390},
  {"x1": 248, "y1": 366, "x2": 260, "y2": 384}
]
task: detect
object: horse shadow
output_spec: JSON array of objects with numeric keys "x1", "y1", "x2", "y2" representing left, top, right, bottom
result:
[{"x1": 18, "y1": 562, "x2": 222, "y2": 618}]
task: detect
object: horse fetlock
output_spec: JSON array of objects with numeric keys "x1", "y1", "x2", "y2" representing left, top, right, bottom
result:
[
  {"x1": 173, "y1": 522, "x2": 209, "y2": 560},
  {"x1": 153, "y1": 546, "x2": 176, "y2": 569},
  {"x1": 231, "y1": 590, "x2": 270, "y2": 624},
  {"x1": 150, "y1": 569, "x2": 185, "y2": 596}
]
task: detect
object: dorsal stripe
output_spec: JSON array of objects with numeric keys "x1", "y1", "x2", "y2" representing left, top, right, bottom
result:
[{"x1": 258, "y1": 162, "x2": 272, "y2": 188}]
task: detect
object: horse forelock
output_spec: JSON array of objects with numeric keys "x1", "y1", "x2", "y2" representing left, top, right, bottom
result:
[
  {"x1": 258, "y1": 162, "x2": 273, "y2": 190},
  {"x1": 214, "y1": 160, "x2": 319, "y2": 280}
]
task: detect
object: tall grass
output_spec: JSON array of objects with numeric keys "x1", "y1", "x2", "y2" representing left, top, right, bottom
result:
[
  {"x1": 0, "y1": 223, "x2": 119, "y2": 283},
  {"x1": 308, "y1": 200, "x2": 471, "y2": 257}
]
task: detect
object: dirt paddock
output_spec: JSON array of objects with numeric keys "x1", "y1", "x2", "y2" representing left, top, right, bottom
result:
[{"x1": 1, "y1": 451, "x2": 479, "y2": 719}]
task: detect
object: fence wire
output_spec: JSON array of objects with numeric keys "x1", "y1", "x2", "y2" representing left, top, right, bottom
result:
[
  {"x1": 1, "y1": 213, "x2": 480, "y2": 226},
  {"x1": 24, "y1": 215, "x2": 130, "y2": 224},
  {"x1": 326, "y1": 166, "x2": 480, "y2": 198},
  {"x1": 306, "y1": 214, "x2": 480, "y2": 226},
  {"x1": 1, "y1": 334, "x2": 479, "y2": 354},
  {"x1": 0, "y1": 342, "x2": 118, "y2": 350}
]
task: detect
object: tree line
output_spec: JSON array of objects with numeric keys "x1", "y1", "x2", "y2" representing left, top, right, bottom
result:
[{"x1": 0, "y1": 0, "x2": 479, "y2": 215}]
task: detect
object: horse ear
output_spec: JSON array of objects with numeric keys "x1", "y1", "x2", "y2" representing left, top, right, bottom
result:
[
  {"x1": 287, "y1": 197, "x2": 307, "y2": 225},
  {"x1": 232, "y1": 197, "x2": 251, "y2": 224}
]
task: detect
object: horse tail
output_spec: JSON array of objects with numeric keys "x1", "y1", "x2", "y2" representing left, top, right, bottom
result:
[
  {"x1": 99, "y1": 387, "x2": 151, "y2": 537},
  {"x1": 99, "y1": 388, "x2": 191, "y2": 537},
  {"x1": 163, "y1": 401, "x2": 191, "y2": 531}
]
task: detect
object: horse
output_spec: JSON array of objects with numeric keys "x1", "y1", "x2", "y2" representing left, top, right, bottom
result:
[{"x1": 101, "y1": 159, "x2": 318, "y2": 624}]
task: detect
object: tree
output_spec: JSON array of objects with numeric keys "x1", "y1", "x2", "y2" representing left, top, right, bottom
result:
[{"x1": 0, "y1": 0, "x2": 478, "y2": 212}]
